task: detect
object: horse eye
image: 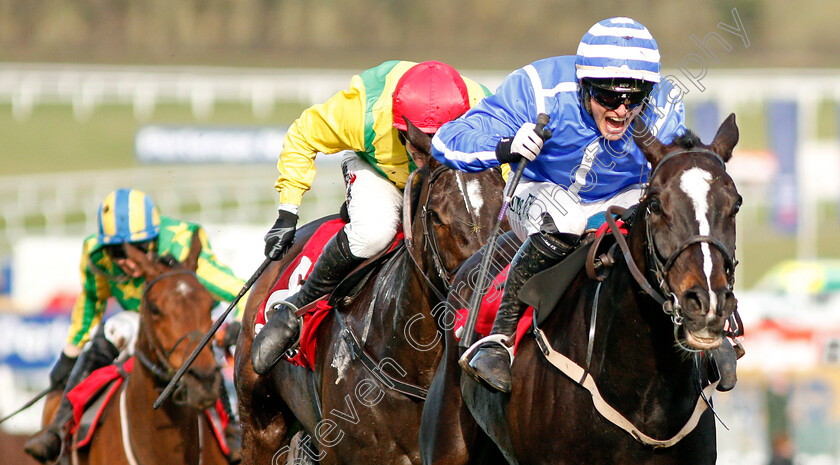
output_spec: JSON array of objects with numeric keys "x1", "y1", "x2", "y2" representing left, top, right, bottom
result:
[
  {"x1": 648, "y1": 198, "x2": 662, "y2": 215},
  {"x1": 149, "y1": 304, "x2": 162, "y2": 317},
  {"x1": 428, "y1": 210, "x2": 443, "y2": 225},
  {"x1": 732, "y1": 197, "x2": 742, "y2": 217}
]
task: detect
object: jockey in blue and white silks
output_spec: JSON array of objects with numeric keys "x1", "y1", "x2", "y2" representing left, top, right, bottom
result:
[
  {"x1": 432, "y1": 54, "x2": 685, "y2": 204},
  {"x1": 431, "y1": 17, "x2": 688, "y2": 394}
]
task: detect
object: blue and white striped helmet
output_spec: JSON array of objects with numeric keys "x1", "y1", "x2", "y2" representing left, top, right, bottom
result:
[{"x1": 575, "y1": 17, "x2": 660, "y2": 85}]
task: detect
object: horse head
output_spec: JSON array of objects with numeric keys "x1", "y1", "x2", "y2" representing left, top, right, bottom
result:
[
  {"x1": 402, "y1": 117, "x2": 506, "y2": 287},
  {"x1": 632, "y1": 114, "x2": 741, "y2": 351},
  {"x1": 125, "y1": 233, "x2": 222, "y2": 410}
]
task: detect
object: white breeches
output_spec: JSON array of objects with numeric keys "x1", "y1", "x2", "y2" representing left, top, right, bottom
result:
[
  {"x1": 507, "y1": 180, "x2": 642, "y2": 241},
  {"x1": 340, "y1": 152, "x2": 404, "y2": 258}
]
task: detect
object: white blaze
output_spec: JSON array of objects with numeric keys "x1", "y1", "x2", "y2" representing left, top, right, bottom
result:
[
  {"x1": 679, "y1": 168, "x2": 717, "y2": 314},
  {"x1": 454, "y1": 172, "x2": 483, "y2": 217},
  {"x1": 466, "y1": 179, "x2": 484, "y2": 213}
]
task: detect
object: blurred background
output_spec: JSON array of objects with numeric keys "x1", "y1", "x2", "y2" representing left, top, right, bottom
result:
[{"x1": 0, "y1": 0, "x2": 839, "y2": 463}]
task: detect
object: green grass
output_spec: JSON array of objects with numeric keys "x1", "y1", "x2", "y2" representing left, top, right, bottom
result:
[{"x1": 1, "y1": 101, "x2": 309, "y2": 176}]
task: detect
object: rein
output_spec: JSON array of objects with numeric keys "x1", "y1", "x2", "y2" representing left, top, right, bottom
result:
[
  {"x1": 403, "y1": 165, "x2": 477, "y2": 301},
  {"x1": 336, "y1": 164, "x2": 480, "y2": 402}
]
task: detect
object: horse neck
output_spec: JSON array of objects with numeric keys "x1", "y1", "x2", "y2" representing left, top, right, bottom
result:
[
  {"x1": 587, "y1": 218, "x2": 701, "y2": 425},
  {"x1": 123, "y1": 334, "x2": 203, "y2": 463}
]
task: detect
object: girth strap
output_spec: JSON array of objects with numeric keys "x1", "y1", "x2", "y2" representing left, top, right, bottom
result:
[
  {"x1": 337, "y1": 320, "x2": 428, "y2": 401},
  {"x1": 531, "y1": 326, "x2": 717, "y2": 448}
]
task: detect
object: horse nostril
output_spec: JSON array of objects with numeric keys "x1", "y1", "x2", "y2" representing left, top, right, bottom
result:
[
  {"x1": 681, "y1": 289, "x2": 708, "y2": 315},
  {"x1": 719, "y1": 290, "x2": 737, "y2": 317}
]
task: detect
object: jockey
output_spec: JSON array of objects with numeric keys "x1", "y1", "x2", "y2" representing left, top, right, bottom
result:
[
  {"x1": 431, "y1": 17, "x2": 733, "y2": 394},
  {"x1": 251, "y1": 60, "x2": 493, "y2": 375},
  {"x1": 25, "y1": 189, "x2": 245, "y2": 464}
]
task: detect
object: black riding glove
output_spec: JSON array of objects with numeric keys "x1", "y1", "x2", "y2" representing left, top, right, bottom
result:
[
  {"x1": 49, "y1": 352, "x2": 78, "y2": 389},
  {"x1": 264, "y1": 210, "x2": 298, "y2": 260}
]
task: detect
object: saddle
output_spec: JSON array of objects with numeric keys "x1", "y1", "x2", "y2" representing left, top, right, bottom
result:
[
  {"x1": 256, "y1": 218, "x2": 406, "y2": 370},
  {"x1": 453, "y1": 208, "x2": 637, "y2": 354}
]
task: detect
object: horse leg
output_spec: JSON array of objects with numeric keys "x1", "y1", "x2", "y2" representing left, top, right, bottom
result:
[
  {"x1": 420, "y1": 333, "x2": 506, "y2": 465},
  {"x1": 200, "y1": 414, "x2": 231, "y2": 465},
  {"x1": 236, "y1": 321, "x2": 300, "y2": 465}
]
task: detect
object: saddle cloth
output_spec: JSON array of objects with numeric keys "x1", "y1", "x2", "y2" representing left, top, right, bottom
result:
[
  {"x1": 256, "y1": 218, "x2": 404, "y2": 370},
  {"x1": 66, "y1": 357, "x2": 229, "y2": 454}
]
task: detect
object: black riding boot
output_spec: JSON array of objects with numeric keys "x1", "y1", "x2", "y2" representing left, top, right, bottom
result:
[
  {"x1": 710, "y1": 337, "x2": 740, "y2": 392},
  {"x1": 464, "y1": 234, "x2": 576, "y2": 393},
  {"x1": 251, "y1": 228, "x2": 363, "y2": 375},
  {"x1": 25, "y1": 328, "x2": 119, "y2": 463}
]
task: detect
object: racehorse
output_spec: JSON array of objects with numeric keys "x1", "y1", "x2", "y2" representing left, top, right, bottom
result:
[
  {"x1": 420, "y1": 114, "x2": 742, "y2": 465},
  {"x1": 234, "y1": 120, "x2": 507, "y2": 465},
  {"x1": 47, "y1": 234, "x2": 229, "y2": 465}
]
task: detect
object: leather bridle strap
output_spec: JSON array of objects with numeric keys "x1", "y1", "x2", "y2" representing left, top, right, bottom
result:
[
  {"x1": 604, "y1": 206, "x2": 667, "y2": 305},
  {"x1": 532, "y1": 326, "x2": 718, "y2": 448}
]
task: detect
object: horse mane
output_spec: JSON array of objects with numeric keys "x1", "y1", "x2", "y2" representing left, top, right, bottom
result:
[{"x1": 672, "y1": 130, "x2": 703, "y2": 149}]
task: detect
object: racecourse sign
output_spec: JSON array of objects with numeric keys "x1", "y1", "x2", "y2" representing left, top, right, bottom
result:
[{"x1": 135, "y1": 125, "x2": 288, "y2": 163}]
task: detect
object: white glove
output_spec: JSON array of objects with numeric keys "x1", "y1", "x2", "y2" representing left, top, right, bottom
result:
[{"x1": 510, "y1": 122, "x2": 544, "y2": 161}]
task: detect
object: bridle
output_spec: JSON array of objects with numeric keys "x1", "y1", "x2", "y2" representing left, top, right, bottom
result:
[
  {"x1": 136, "y1": 268, "x2": 218, "y2": 404},
  {"x1": 531, "y1": 147, "x2": 742, "y2": 447},
  {"x1": 403, "y1": 165, "x2": 483, "y2": 302},
  {"x1": 616, "y1": 148, "x2": 742, "y2": 341}
]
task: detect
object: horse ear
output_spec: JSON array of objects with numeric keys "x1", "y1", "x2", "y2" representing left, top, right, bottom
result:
[
  {"x1": 185, "y1": 231, "x2": 202, "y2": 271},
  {"x1": 631, "y1": 114, "x2": 669, "y2": 169},
  {"x1": 124, "y1": 243, "x2": 157, "y2": 277},
  {"x1": 709, "y1": 113, "x2": 739, "y2": 162},
  {"x1": 402, "y1": 116, "x2": 439, "y2": 171}
]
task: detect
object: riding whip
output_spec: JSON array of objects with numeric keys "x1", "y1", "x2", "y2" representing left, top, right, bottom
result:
[
  {"x1": 459, "y1": 113, "x2": 550, "y2": 350},
  {"x1": 154, "y1": 256, "x2": 273, "y2": 409},
  {"x1": 0, "y1": 385, "x2": 53, "y2": 425}
]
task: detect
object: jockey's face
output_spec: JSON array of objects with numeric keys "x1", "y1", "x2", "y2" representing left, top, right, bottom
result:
[
  {"x1": 114, "y1": 257, "x2": 143, "y2": 278},
  {"x1": 105, "y1": 240, "x2": 154, "y2": 279},
  {"x1": 589, "y1": 95, "x2": 644, "y2": 141}
]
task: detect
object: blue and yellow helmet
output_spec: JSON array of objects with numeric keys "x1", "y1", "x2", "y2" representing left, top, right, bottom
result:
[{"x1": 97, "y1": 188, "x2": 161, "y2": 245}]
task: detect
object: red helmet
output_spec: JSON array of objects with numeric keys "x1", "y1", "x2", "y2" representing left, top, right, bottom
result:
[{"x1": 392, "y1": 61, "x2": 470, "y2": 134}]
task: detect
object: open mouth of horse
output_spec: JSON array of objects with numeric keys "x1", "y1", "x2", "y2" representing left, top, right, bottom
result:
[{"x1": 684, "y1": 329, "x2": 722, "y2": 350}]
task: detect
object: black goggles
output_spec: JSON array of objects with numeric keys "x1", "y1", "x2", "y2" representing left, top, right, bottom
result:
[
  {"x1": 588, "y1": 86, "x2": 648, "y2": 110},
  {"x1": 104, "y1": 240, "x2": 153, "y2": 260}
]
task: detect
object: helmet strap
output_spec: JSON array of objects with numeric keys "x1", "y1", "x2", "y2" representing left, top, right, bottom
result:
[{"x1": 579, "y1": 81, "x2": 593, "y2": 117}]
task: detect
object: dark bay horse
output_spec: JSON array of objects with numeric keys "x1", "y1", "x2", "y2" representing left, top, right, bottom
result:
[
  {"x1": 234, "y1": 121, "x2": 506, "y2": 465},
  {"x1": 56, "y1": 234, "x2": 228, "y2": 465},
  {"x1": 420, "y1": 114, "x2": 742, "y2": 465}
]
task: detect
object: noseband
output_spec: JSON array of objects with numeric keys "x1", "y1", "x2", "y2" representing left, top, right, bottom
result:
[{"x1": 137, "y1": 268, "x2": 217, "y2": 403}]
